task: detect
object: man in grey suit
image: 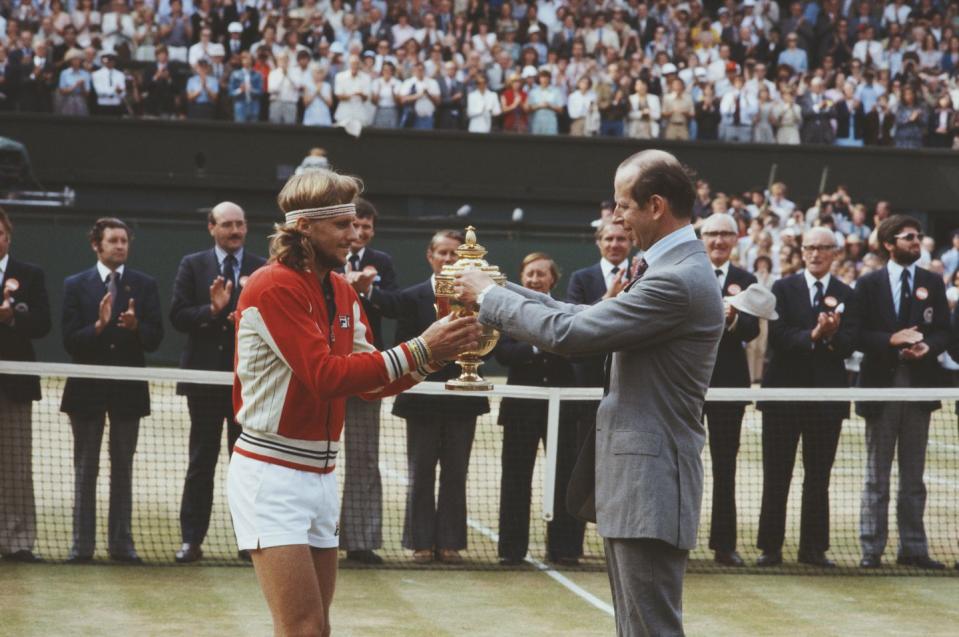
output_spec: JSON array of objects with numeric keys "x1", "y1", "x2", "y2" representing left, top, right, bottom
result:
[{"x1": 455, "y1": 150, "x2": 725, "y2": 636}]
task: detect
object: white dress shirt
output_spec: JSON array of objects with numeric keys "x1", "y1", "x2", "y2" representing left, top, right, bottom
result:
[
  {"x1": 600, "y1": 257, "x2": 628, "y2": 291},
  {"x1": 91, "y1": 67, "x2": 126, "y2": 104},
  {"x1": 803, "y1": 269, "x2": 832, "y2": 308},
  {"x1": 886, "y1": 260, "x2": 917, "y2": 317},
  {"x1": 96, "y1": 260, "x2": 125, "y2": 283},
  {"x1": 467, "y1": 88, "x2": 501, "y2": 132}
]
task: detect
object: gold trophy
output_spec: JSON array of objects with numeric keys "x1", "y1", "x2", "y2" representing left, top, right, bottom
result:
[{"x1": 434, "y1": 226, "x2": 507, "y2": 391}]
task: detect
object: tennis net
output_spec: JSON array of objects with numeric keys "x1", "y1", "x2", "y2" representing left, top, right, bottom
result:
[{"x1": 2, "y1": 361, "x2": 958, "y2": 575}]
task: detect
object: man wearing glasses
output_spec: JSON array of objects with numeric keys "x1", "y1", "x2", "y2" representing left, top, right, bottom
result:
[
  {"x1": 851, "y1": 215, "x2": 950, "y2": 570},
  {"x1": 757, "y1": 227, "x2": 855, "y2": 568}
]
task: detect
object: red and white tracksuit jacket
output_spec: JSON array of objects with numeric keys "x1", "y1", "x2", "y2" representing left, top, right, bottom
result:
[{"x1": 232, "y1": 262, "x2": 435, "y2": 474}]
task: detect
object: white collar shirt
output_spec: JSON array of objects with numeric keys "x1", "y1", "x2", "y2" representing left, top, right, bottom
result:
[
  {"x1": 803, "y1": 269, "x2": 832, "y2": 307},
  {"x1": 600, "y1": 257, "x2": 628, "y2": 290},
  {"x1": 886, "y1": 259, "x2": 917, "y2": 316},
  {"x1": 96, "y1": 260, "x2": 125, "y2": 282}
]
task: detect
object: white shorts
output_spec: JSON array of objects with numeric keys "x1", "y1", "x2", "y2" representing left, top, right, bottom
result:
[{"x1": 227, "y1": 452, "x2": 340, "y2": 550}]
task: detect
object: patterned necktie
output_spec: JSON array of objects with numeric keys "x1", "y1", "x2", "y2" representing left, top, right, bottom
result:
[
  {"x1": 898, "y1": 269, "x2": 911, "y2": 326},
  {"x1": 813, "y1": 280, "x2": 824, "y2": 312},
  {"x1": 623, "y1": 258, "x2": 649, "y2": 294},
  {"x1": 604, "y1": 258, "x2": 649, "y2": 395}
]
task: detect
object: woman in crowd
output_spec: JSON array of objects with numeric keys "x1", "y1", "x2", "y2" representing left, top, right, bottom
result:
[
  {"x1": 303, "y1": 67, "x2": 333, "y2": 126},
  {"x1": 661, "y1": 76, "x2": 693, "y2": 140},
  {"x1": 695, "y1": 82, "x2": 721, "y2": 141},
  {"x1": 494, "y1": 253, "x2": 582, "y2": 567},
  {"x1": 500, "y1": 72, "x2": 528, "y2": 133},
  {"x1": 370, "y1": 61, "x2": 400, "y2": 128},
  {"x1": 526, "y1": 68, "x2": 563, "y2": 135},
  {"x1": 627, "y1": 77, "x2": 660, "y2": 139},
  {"x1": 567, "y1": 75, "x2": 596, "y2": 136},
  {"x1": 894, "y1": 85, "x2": 927, "y2": 149},
  {"x1": 772, "y1": 88, "x2": 802, "y2": 144},
  {"x1": 753, "y1": 86, "x2": 776, "y2": 144}
]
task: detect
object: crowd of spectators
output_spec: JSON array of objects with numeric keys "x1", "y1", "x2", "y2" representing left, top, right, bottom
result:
[{"x1": 2, "y1": 0, "x2": 959, "y2": 147}]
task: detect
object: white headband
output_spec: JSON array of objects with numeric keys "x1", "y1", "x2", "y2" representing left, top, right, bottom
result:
[{"x1": 284, "y1": 203, "x2": 356, "y2": 225}]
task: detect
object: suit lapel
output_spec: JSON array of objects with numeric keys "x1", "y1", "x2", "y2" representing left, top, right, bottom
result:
[
  {"x1": 877, "y1": 267, "x2": 897, "y2": 328},
  {"x1": 795, "y1": 274, "x2": 816, "y2": 323},
  {"x1": 908, "y1": 269, "x2": 927, "y2": 326}
]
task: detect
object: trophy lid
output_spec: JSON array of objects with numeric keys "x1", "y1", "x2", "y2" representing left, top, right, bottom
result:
[{"x1": 437, "y1": 226, "x2": 505, "y2": 282}]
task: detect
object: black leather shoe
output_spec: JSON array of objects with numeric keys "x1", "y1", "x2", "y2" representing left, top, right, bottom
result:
[
  {"x1": 238, "y1": 550, "x2": 252, "y2": 562},
  {"x1": 175, "y1": 543, "x2": 203, "y2": 564},
  {"x1": 499, "y1": 557, "x2": 524, "y2": 566},
  {"x1": 109, "y1": 551, "x2": 143, "y2": 564},
  {"x1": 797, "y1": 551, "x2": 836, "y2": 568},
  {"x1": 714, "y1": 550, "x2": 745, "y2": 567},
  {"x1": 3, "y1": 550, "x2": 43, "y2": 563},
  {"x1": 346, "y1": 550, "x2": 384, "y2": 565},
  {"x1": 548, "y1": 556, "x2": 580, "y2": 567},
  {"x1": 896, "y1": 555, "x2": 945, "y2": 570},
  {"x1": 859, "y1": 554, "x2": 881, "y2": 569},
  {"x1": 756, "y1": 551, "x2": 782, "y2": 567},
  {"x1": 66, "y1": 553, "x2": 94, "y2": 564}
]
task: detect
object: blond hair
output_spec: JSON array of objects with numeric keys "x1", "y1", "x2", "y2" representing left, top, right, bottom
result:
[{"x1": 269, "y1": 170, "x2": 363, "y2": 271}]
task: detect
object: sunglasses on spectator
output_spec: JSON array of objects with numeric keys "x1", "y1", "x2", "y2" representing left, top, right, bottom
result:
[{"x1": 894, "y1": 232, "x2": 924, "y2": 242}]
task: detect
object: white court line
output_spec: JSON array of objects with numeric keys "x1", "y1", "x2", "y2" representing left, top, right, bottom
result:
[{"x1": 380, "y1": 464, "x2": 615, "y2": 617}]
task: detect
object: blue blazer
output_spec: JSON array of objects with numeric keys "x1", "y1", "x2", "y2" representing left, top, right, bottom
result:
[
  {"x1": 60, "y1": 266, "x2": 164, "y2": 418},
  {"x1": 228, "y1": 68, "x2": 263, "y2": 99},
  {"x1": 170, "y1": 248, "x2": 266, "y2": 395},
  {"x1": 336, "y1": 247, "x2": 397, "y2": 350},
  {"x1": 0, "y1": 257, "x2": 51, "y2": 402}
]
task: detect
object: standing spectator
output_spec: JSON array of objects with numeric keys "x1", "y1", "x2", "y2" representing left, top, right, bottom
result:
[
  {"x1": 268, "y1": 53, "x2": 301, "y2": 125},
  {"x1": 778, "y1": 32, "x2": 809, "y2": 73},
  {"x1": 91, "y1": 51, "x2": 127, "y2": 116},
  {"x1": 170, "y1": 203, "x2": 265, "y2": 564},
  {"x1": 186, "y1": 58, "x2": 218, "y2": 119},
  {"x1": 700, "y1": 214, "x2": 760, "y2": 568},
  {"x1": 567, "y1": 75, "x2": 597, "y2": 136},
  {"x1": 71, "y1": 0, "x2": 102, "y2": 49},
  {"x1": 753, "y1": 87, "x2": 776, "y2": 143},
  {"x1": 494, "y1": 253, "x2": 582, "y2": 567},
  {"x1": 0, "y1": 209, "x2": 50, "y2": 563},
  {"x1": 370, "y1": 61, "x2": 401, "y2": 128},
  {"x1": 228, "y1": 51, "x2": 262, "y2": 123},
  {"x1": 927, "y1": 94, "x2": 954, "y2": 149},
  {"x1": 303, "y1": 67, "x2": 333, "y2": 127},
  {"x1": 853, "y1": 215, "x2": 949, "y2": 570},
  {"x1": 17, "y1": 41, "x2": 55, "y2": 112},
  {"x1": 757, "y1": 227, "x2": 854, "y2": 568},
  {"x1": 598, "y1": 72, "x2": 629, "y2": 137},
  {"x1": 864, "y1": 93, "x2": 895, "y2": 146},
  {"x1": 61, "y1": 218, "x2": 164, "y2": 563},
  {"x1": 525, "y1": 68, "x2": 563, "y2": 135},
  {"x1": 157, "y1": 0, "x2": 191, "y2": 63},
  {"x1": 695, "y1": 83, "x2": 721, "y2": 141},
  {"x1": 894, "y1": 86, "x2": 927, "y2": 149},
  {"x1": 466, "y1": 73, "x2": 501, "y2": 133},
  {"x1": 834, "y1": 82, "x2": 865, "y2": 147},
  {"x1": 628, "y1": 78, "x2": 661, "y2": 139},
  {"x1": 101, "y1": 0, "x2": 136, "y2": 54},
  {"x1": 799, "y1": 77, "x2": 836, "y2": 144},
  {"x1": 57, "y1": 48, "x2": 90, "y2": 116},
  {"x1": 143, "y1": 46, "x2": 177, "y2": 118},
  {"x1": 772, "y1": 88, "x2": 802, "y2": 144},
  {"x1": 435, "y1": 61, "x2": 464, "y2": 130},
  {"x1": 399, "y1": 61, "x2": 439, "y2": 129},
  {"x1": 720, "y1": 75, "x2": 755, "y2": 142},
  {"x1": 377, "y1": 230, "x2": 489, "y2": 564},
  {"x1": 661, "y1": 77, "x2": 694, "y2": 140},
  {"x1": 500, "y1": 73, "x2": 528, "y2": 133},
  {"x1": 338, "y1": 199, "x2": 397, "y2": 565}
]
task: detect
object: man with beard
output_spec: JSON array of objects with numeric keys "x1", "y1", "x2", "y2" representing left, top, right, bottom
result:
[
  {"x1": 851, "y1": 215, "x2": 950, "y2": 570},
  {"x1": 171, "y1": 202, "x2": 266, "y2": 563}
]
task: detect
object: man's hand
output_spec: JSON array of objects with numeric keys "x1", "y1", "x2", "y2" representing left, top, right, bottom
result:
[
  {"x1": 901, "y1": 342, "x2": 930, "y2": 360},
  {"x1": 724, "y1": 301, "x2": 738, "y2": 326},
  {"x1": 118, "y1": 298, "x2": 138, "y2": 331},
  {"x1": 603, "y1": 269, "x2": 627, "y2": 300},
  {"x1": 812, "y1": 311, "x2": 841, "y2": 341},
  {"x1": 890, "y1": 326, "x2": 923, "y2": 347},
  {"x1": 419, "y1": 315, "x2": 484, "y2": 362},
  {"x1": 453, "y1": 269, "x2": 496, "y2": 305},
  {"x1": 210, "y1": 276, "x2": 233, "y2": 315},
  {"x1": 95, "y1": 292, "x2": 113, "y2": 335},
  {"x1": 0, "y1": 289, "x2": 13, "y2": 324},
  {"x1": 348, "y1": 266, "x2": 378, "y2": 295}
]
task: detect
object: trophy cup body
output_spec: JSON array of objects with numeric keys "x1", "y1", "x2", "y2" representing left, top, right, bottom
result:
[{"x1": 434, "y1": 226, "x2": 506, "y2": 391}]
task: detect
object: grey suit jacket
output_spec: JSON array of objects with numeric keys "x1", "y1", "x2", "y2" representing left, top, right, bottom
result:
[{"x1": 479, "y1": 239, "x2": 724, "y2": 550}]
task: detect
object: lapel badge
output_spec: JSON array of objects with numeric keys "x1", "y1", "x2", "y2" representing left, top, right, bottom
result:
[
  {"x1": 824, "y1": 296, "x2": 838, "y2": 309},
  {"x1": 4, "y1": 278, "x2": 19, "y2": 294},
  {"x1": 915, "y1": 287, "x2": 928, "y2": 301},
  {"x1": 726, "y1": 283, "x2": 741, "y2": 295},
  {"x1": 338, "y1": 315, "x2": 351, "y2": 329},
  {"x1": 924, "y1": 307, "x2": 934, "y2": 324}
]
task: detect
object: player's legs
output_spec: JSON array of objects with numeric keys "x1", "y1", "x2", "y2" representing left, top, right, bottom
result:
[{"x1": 252, "y1": 545, "x2": 327, "y2": 637}]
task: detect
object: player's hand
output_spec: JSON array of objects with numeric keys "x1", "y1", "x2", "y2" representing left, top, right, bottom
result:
[
  {"x1": 889, "y1": 326, "x2": 922, "y2": 347},
  {"x1": 118, "y1": 298, "x2": 138, "y2": 331},
  {"x1": 210, "y1": 276, "x2": 233, "y2": 315},
  {"x1": 453, "y1": 269, "x2": 496, "y2": 305},
  {"x1": 95, "y1": 291, "x2": 113, "y2": 334},
  {"x1": 419, "y1": 315, "x2": 483, "y2": 362}
]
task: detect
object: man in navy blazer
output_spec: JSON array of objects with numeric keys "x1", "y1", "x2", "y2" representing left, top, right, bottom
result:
[
  {"x1": 565, "y1": 219, "x2": 632, "y2": 445},
  {"x1": 0, "y1": 209, "x2": 51, "y2": 563},
  {"x1": 757, "y1": 227, "x2": 856, "y2": 568},
  {"x1": 369, "y1": 230, "x2": 488, "y2": 564},
  {"x1": 851, "y1": 215, "x2": 950, "y2": 570},
  {"x1": 61, "y1": 218, "x2": 164, "y2": 563},
  {"x1": 170, "y1": 202, "x2": 265, "y2": 563},
  {"x1": 336, "y1": 198, "x2": 397, "y2": 565},
  {"x1": 700, "y1": 213, "x2": 759, "y2": 568}
]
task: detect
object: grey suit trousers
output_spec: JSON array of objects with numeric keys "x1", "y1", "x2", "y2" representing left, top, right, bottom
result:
[
  {"x1": 860, "y1": 368, "x2": 931, "y2": 558},
  {"x1": 340, "y1": 396, "x2": 383, "y2": 551},
  {"x1": 0, "y1": 397, "x2": 36, "y2": 554},
  {"x1": 605, "y1": 537, "x2": 688, "y2": 637},
  {"x1": 69, "y1": 412, "x2": 140, "y2": 557}
]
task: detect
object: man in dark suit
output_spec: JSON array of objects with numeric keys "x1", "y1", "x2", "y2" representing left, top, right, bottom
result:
[
  {"x1": 0, "y1": 208, "x2": 50, "y2": 563},
  {"x1": 700, "y1": 213, "x2": 759, "y2": 567},
  {"x1": 852, "y1": 215, "x2": 950, "y2": 570},
  {"x1": 435, "y1": 61, "x2": 464, "y2": 130},
  {"x1": 369, "y1": 230, "x2": 488, "y2": 564},
  {"x1": 565, "y1": 218, "x2": 631, "y2": 467},
  {"x1": 61, "y1": 218, "x2": 164, "y2": 563},
  {"x1": 493, "y1": 253, "x2": 582, "y2": 566},
  {"x1": 863, "y1": 93, "x2": 895, "y2": 146},
  {"x1": 171, "y1": 202, "x2": 265, "y2": 563},
  {"x1": 799, "y1": 77, "x2": 836, "y2": 144},
  {"x1": 336, "y1": 198, "x2": 397, "y2": 565},
  {"x1": 361, "y1": 7, "x2": 393, "y2": 51},
  {"x1": 757, "y1": 227, "x2": 855, "y2": 568}
]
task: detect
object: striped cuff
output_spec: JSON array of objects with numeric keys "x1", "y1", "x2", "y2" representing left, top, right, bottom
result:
[{"x1": 382, "y1": 337, "x2": 432, "y2": 381}]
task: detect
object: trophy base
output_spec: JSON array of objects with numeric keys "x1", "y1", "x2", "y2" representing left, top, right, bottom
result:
[{"x1": 445, "y1": 378, "x2": 493, "y2": 392}]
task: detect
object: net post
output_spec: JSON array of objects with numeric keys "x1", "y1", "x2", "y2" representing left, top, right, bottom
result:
[{"x1": 542, "y1": 387, "x2": 561, "y2": 522}]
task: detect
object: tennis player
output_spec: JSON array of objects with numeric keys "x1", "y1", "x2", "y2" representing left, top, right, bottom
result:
[{"x1": 228, "y1": 169, "x2": 481, "y2": 636}]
